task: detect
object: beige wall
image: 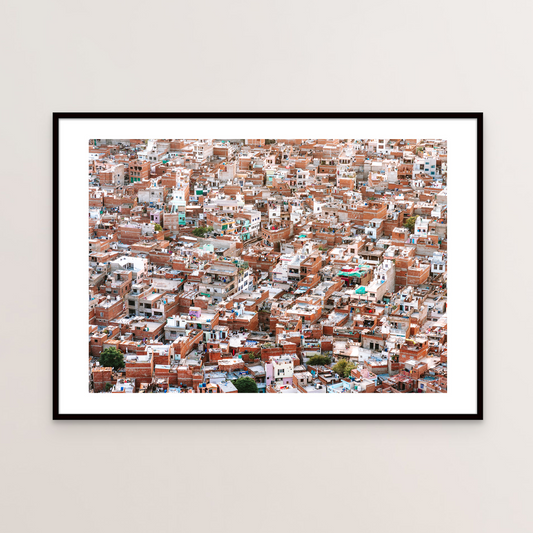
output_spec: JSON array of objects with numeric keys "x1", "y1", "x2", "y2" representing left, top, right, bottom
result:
[{"x1": 1, "y1": 1, "x2": 532, "y2": 532}]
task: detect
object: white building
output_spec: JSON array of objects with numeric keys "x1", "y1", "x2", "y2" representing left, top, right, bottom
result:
[
  {"x1": 414, "y1": 216, "x2": 430, "y2": 237},
  {"x1": 430, "y1": 252, "x2": 447, "y2": 275},
  {"x1": 271, "y1": 355, "x2": 294, "y2": 383},
  {"x1": 138, "y1": 180, "x2": 165, "y2": 204},
  {"x1": 108, "y1": 255, "x2": 148, "y2": 282},
  {"x1": 192, "y1": 140, "x2": 213, "y2": 162},
  {"x1": 137, "y1": 140, "x2": 167, "y2": 162},
  {"x1": 412, "y1": 156, "x2": 437, "y2": 179}
]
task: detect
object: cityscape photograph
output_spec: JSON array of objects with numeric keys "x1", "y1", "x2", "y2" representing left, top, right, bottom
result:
[{"x1": 88, "y1": 138, "x2": 448, "y2": 394}]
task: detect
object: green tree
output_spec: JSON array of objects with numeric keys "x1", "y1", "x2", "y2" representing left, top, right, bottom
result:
[
  {"x1": 193, "y1": 227, "x2": 206, "y2": 237},
  {"x1": 307, "y1": 354, "x2": 331, "y2": 366},
  {"x1": 99, "y1": 346, "x2": 125, "y2": 370},
  {"x1": 154, "y1": 223, "x2": 162, "y2": 232},
  {"x1": 192, "y1": 226, "x2": 213, "y2": 238},
  {"x1": 404, "y1": 216, "x2": 417, "y2": 233},
  {"x1": 232, "y1": 377, "x2": 258, "y2": 393},
  {"x1": 104, "y1": 382, "x2": 113, "y2": 392},
  {"x1": 332, "y1": 359, "x2": 356, "y2": 378}
]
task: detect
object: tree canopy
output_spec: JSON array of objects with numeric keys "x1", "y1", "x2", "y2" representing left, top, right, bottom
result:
[
  {"x1": 404, "y1": 216, "x2": 417, "y2": 233},
  {"x1": 99, "y1": 346, "x2": 125, "y2": 370},
  {"x1": 307, "y1": 354, "x2": 331, "y2": 366},
  {"x1": 154, "y1": 223, "x2": 162, "y2": 232},
  {"x1": 192, "y1": 226, "x2": 213, "y2": 238},
  {"x1": 232, "y1": 377, "x2": 258, "y2": 393},
  {"x1": 332, "y1": 359, "x2": 356, "y2": 378},
  {"x1": 247, "y1": 351, "x2": 259, "y2": 361}
]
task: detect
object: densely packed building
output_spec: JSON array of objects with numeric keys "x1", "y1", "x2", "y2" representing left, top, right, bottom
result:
[{"x1": 88, "y1": 138, "x2": 448, "y2": 394}]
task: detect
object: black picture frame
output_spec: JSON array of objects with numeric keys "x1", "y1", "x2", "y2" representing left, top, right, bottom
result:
[{"x1": 53, "y1": 112, "x2": 483, "y2": 420}]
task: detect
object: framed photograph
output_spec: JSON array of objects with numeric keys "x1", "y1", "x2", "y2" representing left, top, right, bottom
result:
[{"x1": 53, "y1": 113, "x2": 483, "y2": 420}]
